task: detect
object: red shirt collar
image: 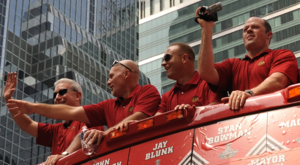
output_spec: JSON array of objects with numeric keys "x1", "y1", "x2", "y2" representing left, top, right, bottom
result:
[
  {"x1": 173, "y1": 71, "x2": 201, "y2": 90},
  {"x1": 243, "y1": 49, "x2": 272, "y2": 61},
  {"x1": 115, "y1": 84, "x2": 141, "y2": 104}
]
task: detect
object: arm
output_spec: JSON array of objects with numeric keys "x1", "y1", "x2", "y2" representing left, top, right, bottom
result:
[
  {"x1": 84, "y1": 111, "x2": 149, "y2": 145},
  {"x1": 251, "y1": 72, "x2": 291, "y2": 95},
  {"x1": 111, "y1": 111, "x2": 149, "y2": 132},
  {"x1": 64, "y1": 133, "x2": 82, "y2": 153},
  {"x1": 44, "y1": 134, "x2": 82, "y2": 165},
  {"x1": 196, "y1": 7, "x2": 219, "y2": 86},
  {"x1": 4, "y1": 73, "x2": 38, "y2": 137},
  {"x1": 224, "y1": 49, "x2": 298, "y2": 110},
  {"x1": 7, "y1": 100, "x2": 90, "y2": 125},
  {"x1": 223, "y1": 72, "x2": 292, "y2": 110},
  {"x1": 155, "y1": 112, "x2": 163, "y2": 116},
  {"x1": 45, "y1": 126, "x2": 105, "y2": 165}
]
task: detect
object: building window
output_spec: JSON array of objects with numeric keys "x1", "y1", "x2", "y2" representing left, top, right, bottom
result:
[
  {"x1": 141, "y1": 0, "x2": 145, "y2": 18},
  {"x1": 160, "y1": 0, "x2": 164, "y2": 11},
  {"x1": 170, "y1": 0, "x2": 175, "y2": 7},
  {"x1": 150, "y1": 0, "x2": 154, "y2": 15}
]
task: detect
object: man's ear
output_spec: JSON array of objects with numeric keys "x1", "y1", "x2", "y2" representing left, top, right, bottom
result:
[
  {"x1": 124, "y1": 70, "x2": 130, "y2": 79},
  {"x1": 182, "y1": 54, "x2": 189, "y2": 63},
  {"x1": 267, "y1": 31, "x2": 273, "y2": 39},
  {"x1": 76, "y1": 91, "x2": 82, "y2": 101}
]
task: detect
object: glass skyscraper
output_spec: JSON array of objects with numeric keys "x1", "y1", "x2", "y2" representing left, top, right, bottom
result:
[
  {"x1": 138, "y1": 0, "x2": 300, "y2": 94},
  {"x1": 0, "y1": 0, "x2": 146, "y2": 164}
]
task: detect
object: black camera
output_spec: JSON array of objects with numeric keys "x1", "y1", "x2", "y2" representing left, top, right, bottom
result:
[{"x1": 197, "y1": 2, "x2": 223, "y2": 22}]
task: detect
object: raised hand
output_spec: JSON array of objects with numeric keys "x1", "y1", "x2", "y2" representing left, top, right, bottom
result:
[{"x1": 3, "y1": 72, "x2": 17, "y2": 102}]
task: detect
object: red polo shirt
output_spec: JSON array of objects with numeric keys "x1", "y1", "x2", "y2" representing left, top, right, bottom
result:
[
  {"x1": 36, "y1": 121, "x2": 92, "y2": 155},
  {"x1": 214, "y1": 49, "x2": 298, "y2": 92},
  {"x1": 157, "y1": 71, "x2": 225, "y2": 113},
  {"x1": 83, "y1": 84, "x2": 161, "y2": 128}
]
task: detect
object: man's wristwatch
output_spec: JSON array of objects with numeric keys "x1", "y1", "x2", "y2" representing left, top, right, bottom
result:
[
  {"x1": 61, "y1": 151, "x2": 69, "y2": 156},
  {"x1": 245, "y1": 90, "x2": 255, "y2": 96}
]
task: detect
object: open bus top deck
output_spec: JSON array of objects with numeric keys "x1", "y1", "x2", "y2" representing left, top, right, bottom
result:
[{"x1": 55, "y1": 83, "x2": 300, "y2": 165}]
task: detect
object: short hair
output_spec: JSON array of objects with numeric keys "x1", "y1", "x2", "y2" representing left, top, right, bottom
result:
[
  {"x1": 263, "y1": 19, "x2": 272, "y2": 33},
  {"x1": 169, "y1": 43, "x2": 195, "y2": 61},
  {"x1": 54, "y1": 78, "x2": 83, "y2": 103}
]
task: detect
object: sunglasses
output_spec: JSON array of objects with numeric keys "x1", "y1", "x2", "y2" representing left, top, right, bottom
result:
[
  {"x1": 112, "y1": 60, "x2": 132, "y2": 72},
  {"x1": 162, "y1": 54, "x2": 192, "y2": 62},
  {"x1": 53, "y1": 89, "x2": 77, "y2": 100},
  {"x1": 162, "y1": 54, "x2": 172, "y2": 62}
]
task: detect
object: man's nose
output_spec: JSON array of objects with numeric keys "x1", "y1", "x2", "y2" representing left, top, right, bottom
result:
[
  {"x1": 247, "y1": 27, "x2": 253, "y2": 33},
  {"x1": 53, "y1": 95, "x2": 60, "y2": 103}
]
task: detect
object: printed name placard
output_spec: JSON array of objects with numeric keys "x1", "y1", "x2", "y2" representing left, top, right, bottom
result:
[
  {"x1": 193, "y1": 113, "x2": 267, "y2": 164},
  {"x1": 82, "y1": 148, "x2": 129, "y2": 165},
  {"x1": 128, "y1": 129, "x2": 194, "y2": 164},
  {"x1": 230, "y1": 147, "x2": 300, "y2": 165},
  {"x1": 267, "y1": 106, "x2": 300, "y2": 149}
]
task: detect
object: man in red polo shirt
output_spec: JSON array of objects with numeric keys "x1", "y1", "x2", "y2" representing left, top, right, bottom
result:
[
  {"x1": 195, "y1": 8, "x2": 298, "y2": 110},
  {"x1": 7, "y1": 60, "x2": 161, "y2": 161},
  {"x1": 3, "y1": 73, "x2": 98, "y2": 160},
  {"x1": 116, "y1": 43, "x2": 225, "y2": 130},
  {"x1": 156, "y1": 43, "x2": 225, "y2": 114}
]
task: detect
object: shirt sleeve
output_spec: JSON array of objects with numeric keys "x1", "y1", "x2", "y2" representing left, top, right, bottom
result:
[
  {"x1": 83, "y1": 101, "x2": 108, "y2": 127},
  {"x1": 269, "y1": 49, "x2": 298, "y2": 84},
  {"x1": 36, "y1": 122, "x2": 58, "y2": 147},
  {"x1": 157, "y1": 93, "x2": 168, "y2": 113},
  {"x1": 133, "y1": 85, "x2": 161, "y2": 116},
  {"x1": 213, "y1": 59, "x2": 233, "y2": 92}
]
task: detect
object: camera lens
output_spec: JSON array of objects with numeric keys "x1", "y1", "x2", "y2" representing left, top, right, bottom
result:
[{"x1": 199, "y1": 7, "x2": 207, "y2": 15}]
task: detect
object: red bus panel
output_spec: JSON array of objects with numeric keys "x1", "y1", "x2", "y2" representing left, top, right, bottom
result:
[{"x1": 128, "y1": 129, "x2": 194, "y2": 164}]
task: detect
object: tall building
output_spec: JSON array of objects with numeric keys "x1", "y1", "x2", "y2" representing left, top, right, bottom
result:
[
  {"x1": 0, "y1": 0, "x2": 146, "y2": 164},
  {"x1": 138, "y1": 0, "x2": 300, "y2": 95},
  {"x1": 139, "y1": 0, "x2": 188, "y2": 19}
]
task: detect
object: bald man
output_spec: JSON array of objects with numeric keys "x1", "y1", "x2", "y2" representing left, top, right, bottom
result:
[{"x1": 8, "y1": 60, "x2": 161, "y2": 163}]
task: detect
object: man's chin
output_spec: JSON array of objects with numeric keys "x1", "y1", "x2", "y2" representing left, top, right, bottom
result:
[{"x1": 167, "y1": 73, "x2": 176, "y2": 80}]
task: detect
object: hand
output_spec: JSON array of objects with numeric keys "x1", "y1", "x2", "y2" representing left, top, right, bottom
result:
[
  {"x1": 221, "y1": 90, "x2": 252, "y2": 110},
  {"x1": 195, "y1": 7, "x2": 215, "y2": 28},
  {"x1": 45, "y1": 154, "x2": 65, "y2": 165},
  {"x1": 174, "y1": 104, "x2": 195, "y2": 110},
  {"x1": 7, "y1": 99, "x2": 36, "y2": 117},
  {"x1": 115, "y1": 120, "x2": 137, "y2": 131},
  {"x1": 83, "y1": 129, "x2": 104, "y2": 146},
  {"x1": 3, "y1": 72, "x2": 17, "y2": 102}
]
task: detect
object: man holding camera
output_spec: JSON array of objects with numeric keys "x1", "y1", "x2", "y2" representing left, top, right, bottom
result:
[{"x1": 195, "y1": 7, "x2": 298, "y2": 110}]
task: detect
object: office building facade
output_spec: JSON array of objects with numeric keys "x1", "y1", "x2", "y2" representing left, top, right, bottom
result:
[
  {"x1": 138, "y1": 0, "x2": 300, "y2": 94},
  {"x1": 139, "y1": 0, "x2": 188, "y2": 19},
  {"x1": 0, "y1": 0, "x2": 146, "y2": 164}
]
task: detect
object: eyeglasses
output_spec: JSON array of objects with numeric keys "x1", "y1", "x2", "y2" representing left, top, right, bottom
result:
[
  {"x1": 162, "y1": 54, "x2": 191, "y2": 62},
  {"x1": 53, "y1": 89, "x2": 77, "y2": 100},
  {"x1": 162, "y1": 54, "x2": 172, "y2": 62},
  {"x1": 112, "y1": 60, "x2": 132, "y2": 72}
]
